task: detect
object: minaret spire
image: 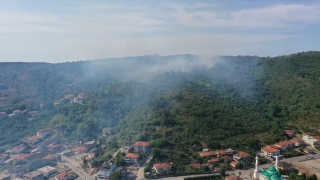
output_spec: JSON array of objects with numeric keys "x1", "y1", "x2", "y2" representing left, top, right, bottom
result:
[
  {"x1": 275, "y1": 155, "x2": 279, "y2": 171},
  {"x1": 253, "y1": 153, "x2": 259, "y2": 179}
]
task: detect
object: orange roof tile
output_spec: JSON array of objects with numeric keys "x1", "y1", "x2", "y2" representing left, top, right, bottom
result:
[
  {"x1": 207, "y1": 158, "x2": 219, "y2": 163},
  {"x1": 289, "y1": 138, "x2": 303, "y2": 143},
  {"x1": 134, "y1": 141, "x2": 150, "y2": 147},
  {"x1": 42, "y1": 154, "x2": 56, "y2": 160},
  {"x1": 153, "y1": 162, "x2": 172, "y2": 169},
  {"x1": 314, "y1": 136, "x2": 320, "y2": 141},
  {"x1": 285, "y1": 130, "x2": 294, "y2": 134},
  {"x1": 46, "y1": 144, "x2": 60, "y2": 149},
  {"x1": 38, "y1": 128, "x2": 51, "y2": 133},
  {"x1": 55, "y1": 172, "x2": 73, "y2": 180},
  {"x1": 125, "y1": 153, "x2": 139, "y2": 159},
  {"x1": 190, "y1": 163, "x2": 201, "y2": 168},
  {"x1": 262, "y1": 146, "x2": 280, "y2": 153},
  {"x1": 230, "y1": 161, "x2": 238, "y2": 167},
  {"x1": 72, "y1": 146, "x2": 87, "y2": 152},
  {"x1": 216, "y1": 150, "x2": 227, "y2": 155},
  {"x1": 234, "y1": 151, "x2": 251, "y2": 158},
  {"x1": 199, "y1": 151, "x2": 214, "y2": 157},
  {"x1": 13, "y1": 154, "x2": 31, "y2": 160},
  {"x1": 275, "y1": 140, "x2": 294, "y2": 147},
  {"x1": 12, "y1": 145, "x2": 25, "y2": 151},
  {"x1": 25, "y1": 136, "x2": 41, "y2": 142}
]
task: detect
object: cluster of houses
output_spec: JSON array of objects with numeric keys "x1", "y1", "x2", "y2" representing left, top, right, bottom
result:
[{"x1": 0, "y1": 110, "x2": 39, "y2": 120}]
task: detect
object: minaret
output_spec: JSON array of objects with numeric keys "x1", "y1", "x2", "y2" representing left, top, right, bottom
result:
[
  {"x1": 275, "y1": 155, "x2": 279, "y2": 171},
  {"x1": 253, "y1": 153, "x2": 259, "y2": 179}
]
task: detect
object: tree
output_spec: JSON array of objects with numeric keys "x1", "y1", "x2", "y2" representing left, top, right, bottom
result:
[
  {"x1": 110, "y1": 171, "x2": 120, "y2": 180},
  {"x1": 57, "y1": 155, "x2": 62, "y2": 162},
  {"x1": 220, "y1": 168, "x2": 226, "y2": 178},
  {"x1": 308, "y1": 174, "x2": 318, "y2": 180},
  {"x1": 83, "y1": 158, "x2": 87, "y2": 165}
]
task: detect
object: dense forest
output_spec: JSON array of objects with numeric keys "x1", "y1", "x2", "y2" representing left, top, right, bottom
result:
[{"x1": 0, "y1": 52, "x2": 319, "y2": 163}]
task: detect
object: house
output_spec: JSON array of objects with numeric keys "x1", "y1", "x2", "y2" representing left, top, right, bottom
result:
[
  {"x1": 199, "y1": 151, "x2": 214, "y2": 158},
  {"x1": 75, "y1": 153, "x2": 88, "y2": 161},
  {"x1": 78, "y1": 93, "x2": 85, "y2": 99},
  {"x1": 37, "y1": 137, "x2": 59, "y2": 149},
  {"x1": 153, "y1": 162, "x2": 172, "y2": 175},
  {"x1": 223, "y1": 156, "x2": 233, "y2": 163},
  {"x1": 274, "y1": 140, "x2": 294, "y2": 150},
  {"x1": 216, "y1": 150, "x2": 227, "y2": 157},
  {"x1": 12, "y1": 145, "x2": 25, "y2": 153},
  {"x1": 233, "y1": 151, "x2": 251, "y2": 163},
  {"x1": 64, "y1": 95, "x2": 74, "y2": 99},
  {"x1": 13, "y1": 154, "x2": 32, "y2": 162},
  {"x1": 207, "y1": 158, "x2": 219, "y2": 164},
  {"x1": 55, "y1": 172, "x2": 73, "y2": 180},
  {"x1": 230, "y1": 161, "x2": 238, "y2": 168},
  {"x1": 72, "y1": 146, "x2": 87, "y2": 154},
  {"x1": 37, "y1": 166, "x2": 57, "y2": 177},
  {"x1": 36, "y1": 128, "x2": 52, "y2": 137},
  {"x1": 23, "y1": 170, "x2": 44, "y2": 180},
  {"x1": 225, "y1": 148, "x2": 234, "y2": 155},
  {"x1": 13, "y1": 110, "x2": 22, "y2": 115},
  {"x1": 225, "y1": 175, "x2": 243, "y2": 180},
  {"x1": 121, "y1": 142, "x2": 134, "y2": 152},
  {"x1": 46, "y1": 144, "x2": 60, "y2": 151},
  {"x1": 6, "y1": 165, "x2": 27, "y2": 179},
  {"x1": 84, "y1": 140, "x2": 95, "y2": 148},
  {"x1": 23, "y1": 136, "x2": 42, "y2": 144},
  {"x1": 0, "y1": 112, "x2": 7, "y2": 119},
  {"x1": 42, "y1": 154, "x2": 56, "y2": 162},
  {"x1": 261, "y1": 146, "x2": 280, "y2": 157},
  {"x1": 134, "y1": 141, "x2": 150, "y2": 153},
  {"x1": 0, "y1": 174, "x2": 10, "y2": 180},
  {"x1": 285, "y1": 130, "x2": 294, "y2": 137},
  {"x1": 189, "y1": 164, "x2": 201, "y2": 169},
  {"x1": 303, "y1": 148, "x2": 314, "y2": 154},
  {"x1": 124, "y1": 153, "x2": 139, "y2": 164},
  {"x1": 97, "y1": 163, "x2": 117, "y2": 179},
  {"x1": 289, "y1": 138, "x2": 305, "y2": 146}
]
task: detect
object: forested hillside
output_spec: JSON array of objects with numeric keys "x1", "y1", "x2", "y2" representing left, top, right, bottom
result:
[{"x1": 0, "y1": 52, "x2": 319, "y2": 155}]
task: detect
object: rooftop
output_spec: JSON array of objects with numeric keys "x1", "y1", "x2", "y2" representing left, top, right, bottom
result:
[
  {"x1": 37, "y1": 166, "x2": 56, "y2": 173},
  {"x1": 234, "y1": 151, "x2": 251, "y2": 158},
  {"x1": 13, "y1": 154, "x2": 31, "y2": 160},
  {"x1": 216, "y1": 150, "x2": 227, "y2": 155},
  {"x1": 42, "y1": 154, "x2": 56, "y2": 160},
  {"x1": 25, "y1": 135, "x2": 41, "y2": 142},
  {"x1": 23, "y1": 170, "x2": 43, "y2": 177},
  {"x1": 134, "y1": 141, "x2": 150, "y2": 147},
  {"x1": 153, "y1": 162, "x2": 172, "y2": 169},
  {"x1": 55, "y1": 172, "x2": 73, "y2": 180},
  {"x1": 72, "y1": 146, "x2": 87, "y2": 152},
  {"x1": 199, "y1": 151, "x2": 214, "y2": 157},
  {"x1": 262, "y1": 146, "x2": 280, "y2": 153},
  {"x1": 125, "y1": 153, "x2": 139, "y2": 159}
]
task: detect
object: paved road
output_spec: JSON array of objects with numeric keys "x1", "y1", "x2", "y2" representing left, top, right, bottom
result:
[
  {"x1": 137, "y1": 155, "x2": 152, "y2": 180},
  {"x1": 61, "y1": 156, "x2": 94, "y2": 180}
]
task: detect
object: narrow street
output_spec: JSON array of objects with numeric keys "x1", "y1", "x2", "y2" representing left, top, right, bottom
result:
[{"x1": 137, "y1": 155, "x2": 152, "y2": 180}]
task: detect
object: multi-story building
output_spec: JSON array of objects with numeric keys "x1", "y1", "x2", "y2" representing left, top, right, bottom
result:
[
  {"x1": 23, "y1": 170, "x2": 44, "y2": 180},
  {"x1": 261, "y1": 146, "x2": 280, "y2": 157},
  {"x1": 133, "y1": 141, "x2": 150, "y2": 153},
  {"x1": 124, "y1": 153, "x2": 139, "y2": 164}
]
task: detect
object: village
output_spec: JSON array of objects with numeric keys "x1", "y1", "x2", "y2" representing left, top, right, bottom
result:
[{"x1": 0, "y1": 120, "x2": 319, "y2": 180}]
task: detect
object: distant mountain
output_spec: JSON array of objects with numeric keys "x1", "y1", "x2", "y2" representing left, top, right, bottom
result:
[{"x1": 0, "y1": 52, "x2": 319, "y2": 153}]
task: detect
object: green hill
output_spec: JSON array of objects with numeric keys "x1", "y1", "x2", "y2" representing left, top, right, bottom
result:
[{"x1": 0, "y1": 52, "x2": 319, "y2": 157}]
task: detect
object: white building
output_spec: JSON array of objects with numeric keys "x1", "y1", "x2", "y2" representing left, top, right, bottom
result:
[
  {"x1": 261, "y1": 146, "x2": 280, "y2": 157},
  {"x1": 36, "y1": 128, "x2": 52, "y2": 137},
  {"x1": 134, "y1": 141, "x2": 150, "y2": 153},
  {"x1": 124, "y1": 153, "x2": 139, "y2": 164}
]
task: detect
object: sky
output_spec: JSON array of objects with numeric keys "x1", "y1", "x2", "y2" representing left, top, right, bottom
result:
[{"x1": 0, "y1": 0, "x2": 319, "y2": 63}]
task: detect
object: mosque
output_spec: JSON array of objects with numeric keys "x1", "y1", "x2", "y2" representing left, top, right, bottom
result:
[{"x1": 253, "y1": 154, "x2": 286, "y2": 180}]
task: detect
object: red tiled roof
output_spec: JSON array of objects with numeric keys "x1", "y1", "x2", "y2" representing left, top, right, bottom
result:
[
  {"x1": 230, "y1": 161, "x2": 238, "y2": 167},
  {"x1": 207, "y1": 158, "x2": 219, "y2": 163},
  {"x1": 134, "y1": 141, "x2": 150, "y2": 147},
  {"x1": 72, "y1": 146, "x2": 87, "y2": 152},
  {"x1": 13, "y1": 110, "x2": 22, "y2": 113},
  {"x1": 262, "y1": 146, "x2": 280, "y2": 153},
  {"x1": 234, "y1": 151, "x2": 251, "y2": 158},
  {"x1": 12, "y1": 145, "x2": 25, "y2": 151},
  {"x1": 153, "y1": 162, "x2": 172, "y2": 169},
  {"x1": 13, "y1": 154, "x2": 31, "y2": 160},
  {"x1": 25, "y1": 136, "x2": 41, "y2": 142},
  {"x1": 289, "y1": 138, "x2": 303, "y2": 143},
  {"x1": 314, "y1": 136, "x2": 320, "y2": 141},
  {"x1": 216, "y1": 150, "x2": 227, "y2": 155},
  {"x1": 199, "y1": 151, "x2": 214, "y2": 157},
  {"x1": 190, "y1": 163, "x2": 201, "y2": 168},
  {"x1": 55, "y1": 172, "x2": 73, "y2": 180},
  {"x1": 125, "y1": 153, "x2": 139, "y2": 159},
  {"x1": 42, "y1": 154, "x2": 56, "y2": 160},
  {"x1": 275, "y1": 140, "x2": 294, "y2": 147},
  {"x1": 0, "y1": 112, "x2": 6, "y2": 115},
  {"x1": 46, "y1": 144, "x2": 60, "y2": 149}
]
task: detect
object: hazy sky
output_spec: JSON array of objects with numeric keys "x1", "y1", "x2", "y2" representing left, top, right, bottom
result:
[{"x1": 0, "y1": 0, "x2": 319, "y2": 62}]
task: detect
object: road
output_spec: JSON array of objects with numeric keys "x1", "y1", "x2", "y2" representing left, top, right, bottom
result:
[
  {"x1": 137, "y1": 155, "x2": 152, "y2": 180},
  {"x1": 61, "y1": 155, "x2": 94, "y2": 180}
]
